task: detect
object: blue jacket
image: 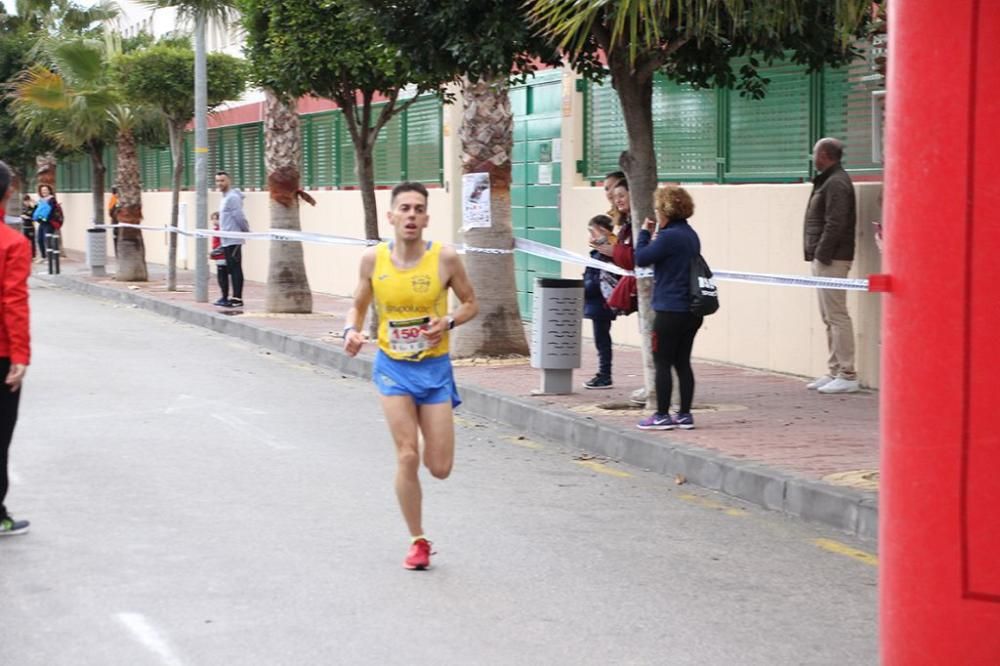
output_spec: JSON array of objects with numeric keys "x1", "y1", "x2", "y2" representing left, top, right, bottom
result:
[
  {"x1": 583, "y1": 250, "x2": 616, "y2": 320},
  {"x1": 635, "y1": 220, "x2": 701, "y2": 313}
]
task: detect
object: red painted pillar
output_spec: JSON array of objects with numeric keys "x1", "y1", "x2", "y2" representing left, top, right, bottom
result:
[{"x1": 881, "y1": 0, "x2": 1000, "y2": 662}]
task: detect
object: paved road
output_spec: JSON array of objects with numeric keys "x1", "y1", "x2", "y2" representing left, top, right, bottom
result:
[{"x1": 0, "y1": 283, "x2": 878, "y2": 665}]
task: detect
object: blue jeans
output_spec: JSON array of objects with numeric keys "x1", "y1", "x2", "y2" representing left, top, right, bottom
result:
[
  {"x1": 37, "y1": 221, "x2": 53, "y2": 258},
  {"x1": 591, "y1": 317, "x2": 613, "y2": 378}
]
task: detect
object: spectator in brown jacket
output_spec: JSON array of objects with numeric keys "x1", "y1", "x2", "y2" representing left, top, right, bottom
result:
[{"x1": 803, "y1": 137, "x2": 858, "y2": 394}]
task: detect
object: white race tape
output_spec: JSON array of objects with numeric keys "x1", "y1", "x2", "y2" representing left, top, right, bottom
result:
[
  {"x1": 96, "y1": 224, "x2": 871, "y2": 292},
  {"x1": 5, "y1": 215, "x2": 21, "y2": 225}
]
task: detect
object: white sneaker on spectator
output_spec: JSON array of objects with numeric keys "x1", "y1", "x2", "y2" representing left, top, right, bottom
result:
[
  {"x1": 629, "y1": 387, "x2": 647, "y2": 406},
  {"x1": 818, "y1": 377, "x2": 860, "y2": 394},
  {"x1": 806, "y1": 375, "x2": 835, "y2": 390}
]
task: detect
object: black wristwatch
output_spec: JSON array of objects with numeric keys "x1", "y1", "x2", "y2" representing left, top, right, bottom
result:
[{"x1": 446, "y1": 316, "x2": 456, "y2": 330}]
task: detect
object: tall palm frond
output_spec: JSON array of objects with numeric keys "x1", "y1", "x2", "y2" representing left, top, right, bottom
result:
[
  {"x1": 528, "y1": 0, "x2": 870, "y2": 63},
  {"x1": 141, "y1": 0, "x2": 239, "y2": 25}
]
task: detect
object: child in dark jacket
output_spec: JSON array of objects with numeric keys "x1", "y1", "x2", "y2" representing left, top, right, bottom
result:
[{"x1": 583, "y1": 214, "x2": 619, "y2": 389}]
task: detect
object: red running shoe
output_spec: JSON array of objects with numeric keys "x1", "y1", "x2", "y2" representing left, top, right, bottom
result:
[{"x1": 404, "y1": 538, "x2": 432, "y2": 570}]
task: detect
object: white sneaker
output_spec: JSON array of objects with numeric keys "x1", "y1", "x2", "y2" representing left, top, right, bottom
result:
[
  {"x1": 629, "y1": 387, "x2": 647, "y2": 406},
  {"x1": 806, "y1": 375, "x2": 835, "y2": 390},
  {"x1": 817, "y1": 377, "x2": 860, "y2": 394}
]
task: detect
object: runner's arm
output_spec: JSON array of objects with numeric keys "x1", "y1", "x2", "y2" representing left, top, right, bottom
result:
[
  {"x1": 344, "y1": 249, "x2": 376, "y2": 357},
  {"x1": 442, "y1": 245, "x2": 478, "y2": 326}
]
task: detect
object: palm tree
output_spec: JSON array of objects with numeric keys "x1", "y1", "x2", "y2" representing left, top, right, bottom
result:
[
  {"x1": 9, "y1": 36, "x2": 116, "y2": 228},
  {"x1": 9, "y1": 34, "x2": 153, "y2": 280},
  {"x1": 107, "y1": 106, "x2": 150, "y2": 281},
  {"x1": 262, "y1": 90, "x2": 312, "y2": 313},
  {"x1": 453, "y1": 76, "x2": 529, "y2": 357}
]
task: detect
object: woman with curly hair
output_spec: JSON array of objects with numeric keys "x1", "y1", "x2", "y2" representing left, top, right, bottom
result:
[{"x1": 634, "y1": 185, "x2": 704, "y2": 431}]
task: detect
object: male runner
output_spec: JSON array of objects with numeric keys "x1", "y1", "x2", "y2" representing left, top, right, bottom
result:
[{"x1": 343, "y1": 181, "x2": 478, "y2": 570}]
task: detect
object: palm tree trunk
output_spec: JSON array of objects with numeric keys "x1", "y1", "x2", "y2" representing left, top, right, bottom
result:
[
  {"x1": 263, "y1": 90, "x2": 312, "y2": 313},
  {"x1": 114, "y1": 127, "x2": 148, "y2": 281},
  {"x1": 451, "y1": 76, "x2": 529, "y2": 358},
  {"x1": 610, "y1": 50, "x2": 658, "y2": 406},
  {"x1": 36, "y1": 154, "x2": 56, "y2": 191},
  {"x1": 166, "y1": 121, "x2": 184, "y2": 291}
]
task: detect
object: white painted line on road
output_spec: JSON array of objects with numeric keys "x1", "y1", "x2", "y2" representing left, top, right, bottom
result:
[
  {"x1": 116, "y1": 612, "x2": 186, "y2": 666},
  {"x1": 211, "y1": 413, "x2": 295, "y2": 451}
]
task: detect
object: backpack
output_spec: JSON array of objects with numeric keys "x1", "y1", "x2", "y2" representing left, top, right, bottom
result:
[{"x1": 689, "y1": 254, "x2": 719, "y2": 316}]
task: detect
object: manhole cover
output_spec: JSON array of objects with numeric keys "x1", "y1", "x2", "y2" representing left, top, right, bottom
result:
[{"x1": 822, "y1": 470, "x2": 880, "y2": 491}]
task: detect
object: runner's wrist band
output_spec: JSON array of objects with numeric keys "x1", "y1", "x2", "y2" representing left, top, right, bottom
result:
[
  {"x1": 447, "y1": 316, "x2": 456, "y2": 330},
  {"x1": 343, "y1": 325, "x2": 356, "y2": 337}
]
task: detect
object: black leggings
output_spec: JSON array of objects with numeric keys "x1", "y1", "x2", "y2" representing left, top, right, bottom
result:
[
  {"x1": 652, "y1": 311, "x2": 703, "y2": 415},
  {"x1": 0, "y1": 358, "x2": 23, "y2": 520},
  {"x1": 223, "y1": 245, "x2": 244, "y2": 299},
  {"x1": 216, "y1": 263, "x2": 231, "y2": 300}
]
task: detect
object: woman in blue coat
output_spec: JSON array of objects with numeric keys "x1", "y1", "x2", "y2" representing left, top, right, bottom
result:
[{"x1": 634, "y1": 186, "x2": 704, "y2": 430}]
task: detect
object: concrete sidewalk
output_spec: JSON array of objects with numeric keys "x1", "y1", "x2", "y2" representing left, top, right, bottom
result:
[{"x1": 40, "y1": 256, "x2": 880, "y2": 540}]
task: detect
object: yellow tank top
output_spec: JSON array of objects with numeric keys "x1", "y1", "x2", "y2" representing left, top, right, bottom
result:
[{"x1": 372, "y1": 241, "x2": 449, "y2": 360}]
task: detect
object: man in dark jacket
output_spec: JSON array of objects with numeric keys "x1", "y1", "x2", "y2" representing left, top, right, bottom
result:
[{"x1": 803, "y1": 137, "x2": 858, "y2": 394}]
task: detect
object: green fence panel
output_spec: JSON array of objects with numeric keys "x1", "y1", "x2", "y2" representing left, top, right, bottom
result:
[
  {"x1": 822, "y1": 49, "x2": 883, "y2": 173},
  {"x1": 373, "y1": 110, "x2": 403, "y2": 186},
  {"x1": 241, "y1": 124, "x2": 263, "y2": 189},
  {"x1": 583, "y1": 79, "x2": 629, "y2": 180},
  {"x1": 404, "y1": 97, "x2": 442, "y2": 183},
  {"x1": 726, "y1": 60, "x2": 812, "y2": 181},
  {"x1": 308, "y1": 112, "x2": 336, "y2": 187},
  {"x1": 654, "y1": 80, "x2": 718, "y2": 181},
  {"x1": 156, "y1": 146, "x2": 173, "y2": 191}
]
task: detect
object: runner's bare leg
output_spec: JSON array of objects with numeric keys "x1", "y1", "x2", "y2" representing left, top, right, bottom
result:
[
  {"x1": 418, "y1": 401, "x2": 455, "y2": 479},
  {"x1": 380, "y1": 395, "x2": 423, "y2": 537}
]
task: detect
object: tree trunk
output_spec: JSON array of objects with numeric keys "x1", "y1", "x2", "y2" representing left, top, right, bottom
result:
[
  {"x1": 263, "y1": 90, "x2": 312, "y2": 313},
  {"x1": 36, "y1": 154, "x2": 56, "y2": 191},
  {"x1": 610, "y1": 52, "x2": 659, "y2": 407},
  {"x1": 451, "y1": 76, "x2": 529, "y2": 358},
  {"x1": 88, "y1": 141, "x2": 106, "y2": 227},
  {"x1": 114, "y1": 127, "x2": 148, "y2": 282},
  {"x1": 166, "y1": 121, "x2": 185, "y2": 291},
  {"x1": 355, "y1": 141, "x2": 379, "y2": 241}
]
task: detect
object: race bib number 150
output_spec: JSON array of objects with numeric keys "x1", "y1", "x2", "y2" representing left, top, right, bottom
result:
[{"x1": 388, "y1": 316, "x2": 431, "y2": 354}]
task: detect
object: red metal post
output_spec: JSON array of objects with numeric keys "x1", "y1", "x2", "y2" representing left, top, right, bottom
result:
[{"x1": 881, "y1": 0, "x2": 1000, "y2": 662}]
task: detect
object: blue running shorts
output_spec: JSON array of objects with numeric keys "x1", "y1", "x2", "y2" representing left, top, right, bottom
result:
[{"x1": 372, "y1": 351, "x2": 461, "y2": 407}]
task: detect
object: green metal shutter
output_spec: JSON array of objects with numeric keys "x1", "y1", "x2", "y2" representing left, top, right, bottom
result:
[
  {"x1": 726, "y1": 60, "x2": 812, "y2": 181},
  {"x1": 373, "y1": 111, "x2": 403, "y2": 186},
  {"x1": 141, "y1": 146, "x2": 158, "y2": 190},
  {"x1": 309, "y1": 113, "x2": 336, "y2": 187},
  {"x1": 207, "y1": 129, "x2": 220, "y2": 180},
  {"x1": 240, "y1": 124, "x2": 263, "y2": 189},
  {"x1": 404, "y1": 97, "x2": 442, "y2": 184},
  {"x1": 338, "y1": 114, "x2": 358, "y2": 188},
  {"x1": 220, "y1": 127, "x2": 240, "y2": 182},
  {"x1": 822, "y1": 44, "x2": 883, "y2": 174},
  {"x1": 584, "y1": 79, "x2": 628, "y2": 180},
  {"x1": 157, "y1": 147, "x2": 173, "y2": 191},
  {"x1": 653, "y1": 79, "x2": 718, "y2": 181}
]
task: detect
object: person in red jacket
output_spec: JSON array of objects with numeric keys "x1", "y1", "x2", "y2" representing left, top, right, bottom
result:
[{"x1": 0, "y1": 161, "x2": 32, "y2": 536}]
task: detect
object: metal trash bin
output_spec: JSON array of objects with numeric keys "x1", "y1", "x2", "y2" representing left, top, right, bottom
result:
[
  {"x1": 86, "y1": 227, "x2": 107, "y2": 277},
  {"x1": 530, "y1": 277, "x2": 584, "y2": 394}
]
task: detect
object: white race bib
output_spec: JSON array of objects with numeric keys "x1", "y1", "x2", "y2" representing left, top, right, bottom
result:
[{"x1": 388, "y1": 316, "x2": 431, "y2": 354}]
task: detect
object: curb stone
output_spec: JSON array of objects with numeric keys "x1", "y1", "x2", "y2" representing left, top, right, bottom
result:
[{"x1": 42, "y1": 274, "x2": 879, "y2": 542}]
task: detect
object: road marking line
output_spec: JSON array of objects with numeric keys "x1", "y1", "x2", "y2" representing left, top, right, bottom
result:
[
  {"x1": 503, "y1": 435, "x2": 544, "y2": 450},
  {"x1": 116, "y1": 613, "x2": 186, "y2": 666},
  {"x1": 678, "y1": 493, "x2": 746, "y2": 517},
  {"x1": 211, "y1": 413, "x2": 294, "y2": 451},
  {"x1": 812, "y1": 538, "x2": 879, "y2": 567},
  {"x1": 574, "y1": 460, "x2": 632, "y2": 478}
]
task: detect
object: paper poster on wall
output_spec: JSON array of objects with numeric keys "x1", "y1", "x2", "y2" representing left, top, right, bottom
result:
[
  {"x1": 537, "y1": 163, "x2": 553, "y2": 185},
  {"x1": 462, "y1": 173, "x2": 492, "y2": 229}
]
